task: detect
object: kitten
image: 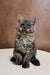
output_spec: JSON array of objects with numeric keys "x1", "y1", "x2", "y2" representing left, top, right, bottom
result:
[{"x1": 10, "y1": 15, "x2": 40, "y2": 68}]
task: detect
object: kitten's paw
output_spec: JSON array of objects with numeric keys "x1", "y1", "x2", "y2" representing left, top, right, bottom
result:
[
  {"x1": 22, "y1": 62, "x2": 30, "y2": 68},
  {"x1": 10, "y1": 57, "x2": 16, "y2": 62},
  {"x1": 17, "y1": 60, "x2": 22, "y2": 65},
  {"x1": 31, "y1": 58, "x2": 40, "y2": 66}
]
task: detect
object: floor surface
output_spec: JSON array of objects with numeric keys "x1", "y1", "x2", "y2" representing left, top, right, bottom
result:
[{"x1": 0, "y1": 48, "x2": 50, "y2": 75}]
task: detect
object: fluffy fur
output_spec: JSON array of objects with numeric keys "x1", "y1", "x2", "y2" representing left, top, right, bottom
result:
[{"x1": 10, "y1": 15, "x2": 40, "y2": 68}]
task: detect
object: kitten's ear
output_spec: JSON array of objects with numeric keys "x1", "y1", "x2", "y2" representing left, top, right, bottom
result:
[
  {"x1": 30, "y1": 17, "x2": 36, "y2": 25},
  {"x1": 18, "y1": 15, "x2": 24, "y2": 23}
]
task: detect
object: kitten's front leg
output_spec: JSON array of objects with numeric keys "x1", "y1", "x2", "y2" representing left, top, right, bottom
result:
[{"x1": 22, "y1": 54, "x2": 31, "y2": 68}]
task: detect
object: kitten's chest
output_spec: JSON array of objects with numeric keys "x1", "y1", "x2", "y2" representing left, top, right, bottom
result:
[
  {"x1": 22, "y1": 35, "x2": 34, "y2": 45},
  {"x1": 15, "y1": 34, "x2": 34, "y2": 54}
]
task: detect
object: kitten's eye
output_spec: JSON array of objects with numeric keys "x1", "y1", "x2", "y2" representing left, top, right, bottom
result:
[
  {"x1": 21, "y1": 23, "x2": 24, "y2": 25},
  {"x1": 27, "y1": 24, "x2": 30, "y2": 28},
  {"x1": 27, "y1": 24, "x2": 30, "y2": 26}
]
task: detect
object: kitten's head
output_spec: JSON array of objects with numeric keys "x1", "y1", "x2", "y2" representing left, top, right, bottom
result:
[{"x1": 16, "y1": 15, "x2": 36, "y2": 35}]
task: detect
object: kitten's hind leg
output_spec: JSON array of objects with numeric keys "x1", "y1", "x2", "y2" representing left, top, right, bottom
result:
[
  {"x1": 31, "y1": 56, "x2": 40, "y2": 66},
  {"x1": 10, "y1": 52, "x2": 23, "y2": 65}
]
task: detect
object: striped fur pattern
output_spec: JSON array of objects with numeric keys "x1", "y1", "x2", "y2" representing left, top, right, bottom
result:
[{"x1": 11, "y1": 15, "x2": 40, "y2": 68}]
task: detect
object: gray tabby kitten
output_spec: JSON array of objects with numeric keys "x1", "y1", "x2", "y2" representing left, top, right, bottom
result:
[{"x1": 11, "y1": 15, "x2": 40, "y2": 68}]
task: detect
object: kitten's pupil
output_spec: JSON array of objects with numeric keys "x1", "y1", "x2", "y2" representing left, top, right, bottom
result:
[
  {"x1": 27, "y1": 24, "x2": 30, "y2": 28},
  {"x1": 27, "y1": 24, "x2": 30, "y2": 26},
  {"x1": 21, "y1": 23, "x2": 24, "y2": 25},
  {"x1": 27, "y1": 23, "x2": 30, "y2": 26}
]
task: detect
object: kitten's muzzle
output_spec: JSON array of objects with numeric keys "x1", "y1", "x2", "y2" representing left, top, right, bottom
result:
[{"x1": 22, "y1": 27, "x2": 26, "y2": 32}]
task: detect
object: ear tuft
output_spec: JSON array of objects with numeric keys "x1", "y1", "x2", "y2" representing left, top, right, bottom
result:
[
  {"x1": 18, "y1": 14, "x2": 24, "y2": 23},
  {"x1": 30, "y1": 17, "x2": 36, "y2": 25}
]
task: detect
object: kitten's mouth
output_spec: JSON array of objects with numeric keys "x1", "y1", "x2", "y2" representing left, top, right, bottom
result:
[{"x1": 22, "y1": 31, "x2": 26, "y2": 34}]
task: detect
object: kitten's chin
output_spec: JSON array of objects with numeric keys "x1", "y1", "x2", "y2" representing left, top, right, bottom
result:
[{"x1": 23, "y1": 32, "x2": 26, "y2": 34}]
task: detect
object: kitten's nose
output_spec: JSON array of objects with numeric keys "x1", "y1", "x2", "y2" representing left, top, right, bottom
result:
[{"x1": 24, "y1": 26, "x2": 25, "y2": 29}]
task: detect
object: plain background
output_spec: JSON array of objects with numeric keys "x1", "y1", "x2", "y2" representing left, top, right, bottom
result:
[{"x1": 0, "y1": 0, "x2": 50, "y2": 52}]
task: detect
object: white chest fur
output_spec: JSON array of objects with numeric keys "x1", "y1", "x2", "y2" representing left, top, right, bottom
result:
[
  {"x1": 23, "y1": 34, "x2": 34, "y2": 45},
  {"x1": 15, "y1": 33, "x2": 34, "y2": 54}
]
